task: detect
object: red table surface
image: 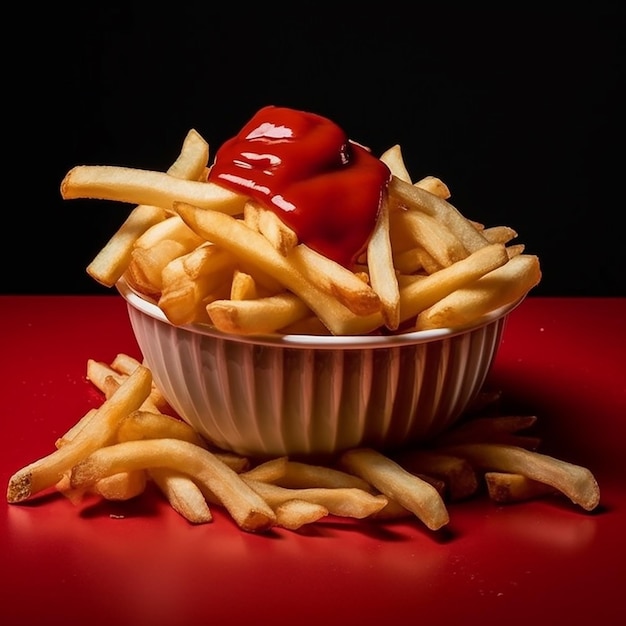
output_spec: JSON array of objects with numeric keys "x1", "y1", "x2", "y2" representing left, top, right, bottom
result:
[{"x1": 1, "y1": 295, "x2": 625, "y2": 626}]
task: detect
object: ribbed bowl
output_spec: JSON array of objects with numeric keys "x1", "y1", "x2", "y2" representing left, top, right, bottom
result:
[{"x1": 117, "y1": 278, "x2": 520, "y2": 459}]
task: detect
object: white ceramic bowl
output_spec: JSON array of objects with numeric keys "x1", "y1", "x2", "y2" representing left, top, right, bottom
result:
[{"x1": 117, "y1": 278, "x2": 521, "y2": 459}]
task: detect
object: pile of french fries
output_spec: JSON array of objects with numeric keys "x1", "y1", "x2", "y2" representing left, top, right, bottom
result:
[
  {"x1": 59, "y1": 127, "x2": 542, "y2": 335},
  {"x1": 6, "y1": 354, "x2": 600, "y2": 532},
  {"x1": 7, "y1": 119, "x2": 598, "y2": 534}
]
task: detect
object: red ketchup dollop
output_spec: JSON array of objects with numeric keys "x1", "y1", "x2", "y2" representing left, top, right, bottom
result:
[{"x1": 207, "y1": 105, "x2": 391, "y2": 268}]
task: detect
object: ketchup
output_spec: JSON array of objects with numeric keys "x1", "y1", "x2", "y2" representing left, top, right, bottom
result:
[{"x1": 207, "y1": 105, "x2": 391, "y2": 267}]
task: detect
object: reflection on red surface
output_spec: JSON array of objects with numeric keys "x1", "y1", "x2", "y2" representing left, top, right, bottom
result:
[{"x1": 1, "y1": 295, "x2": 625, "y2": 626}]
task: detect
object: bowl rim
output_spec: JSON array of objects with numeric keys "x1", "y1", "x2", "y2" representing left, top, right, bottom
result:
[{"x1": 116, "y1": 277, "x2": 524, "y2": 349}]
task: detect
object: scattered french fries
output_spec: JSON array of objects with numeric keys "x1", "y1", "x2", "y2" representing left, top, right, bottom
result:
[{"x1": 6, "y1": 354, "x2": 601, "y2": 532}]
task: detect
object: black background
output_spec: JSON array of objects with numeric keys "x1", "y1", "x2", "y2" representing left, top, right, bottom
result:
[{"x1": 5, "y1": 2, "x2": 624, "y2": 296}]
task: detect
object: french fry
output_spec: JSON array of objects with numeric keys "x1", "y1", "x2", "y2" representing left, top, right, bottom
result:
[
  {"x1": 481, "y1": 225, "x2": 518, "y2": 245},
  {"x1": 245, "y1": 459, "x2": 373, "y2": 492},
  {"x1": 87, "y1": 359, "x2": 126, "y2": 391},
  {"x1": 87, "y1": 205, "x2": 168, "y2": 288},
  {"x1": 7, "y1": 366, "x2": 153, "y2": 503},
  {"x1": 149, "y1": 467, "x2": 213, "y2": 524},
  {"x1": 242, "y1": 478, "x2": 388, "y2": 519},
  {"x1": 230, "y1": 269, "x2": 259, "y2": 300},
  {"x1": 397, "y1": 243, "x2": 510, "y2": 323},
  {"x1": 109, "y1": 353, "x2": 171, "y2": 412},
  {"x1": 207, "y1": 292, "x2": 311, "y2": 334},
  {"x1": 484, "y1": 471, "x2": 558, "y2": 504},
  {"x1": 126, "y1": 238, "x2": 190, "y2": 297},
  {"x1": 92, "y1": 470, "x2": 147, "y2": 501},
  {"x1": 379, "y1": 144, "x2": 412, "y2": 183},
  {"x1": 158, "y1": 243, "x2": 237, "y2": 325},
  {"x1": 439, "y1": 443, "x2": 600, "y2": 511},
  {"x1": 415, "y1": 254, "x2": 542, "y2": 330},
  {"x1": 340, "y1": 448, "x2": 450, "y2": 530},
  {"x1": 241, "y1": 457, "x2": 289, "y2": 483},
  {"x1": 164, "y1": 128, "x2": 210, "y2": 182},
  {"x1": 69, "y1": 438, "x2": 276, "y2": 532},
  {"x1": 392, "y1": 246, "x2": 427, "y2": 274},
  {"x1": 505, "y1": 243, "x2": 526, "y2": 259},
  {"x1": 133, "y1": 214, "x2": 205, "y2": 252},
  {"x1": 85, "y1": 128, "x2": 210, "y2": 287},
  {"x1": 274, "y1": 499, "x2": 329, "y2": 530},
  {"x1": 389, "y1": 176, "x2": 489, "y2": 253},
  {"x1": 61, "y1": 165, "x2": 248, "y2": 216},
  {"x1": 254, "y1": 203, "x2": 298, "y2": 255},
  {"x1": 367, "y1": 195, "x2": 400, "y2": 329},
  {"x1": 391, "y1": 208, "x2": 469, "y2": 267},
  {"x1": 55, "y1": 408, "x2": 98, "y2": 448},
  {"x1": 288, "y1": 244, "x2": 382, "y2": 316},
  {"x1": 101, "y1": 375, "x2": 161, "y2": 414},
  {"x1": 414, "y1": 175, "x2": 451, "y2": 199},
  {"x1": 116, "y1": 410, "x2": 207, "y2": 448},
  {"x1": 115, "y1": 410, "x2": 248, "y2": 472}
]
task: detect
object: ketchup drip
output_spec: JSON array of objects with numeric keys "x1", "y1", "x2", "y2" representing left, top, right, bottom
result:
[{"x1": 207, "y1": 105, "x2": 391, "y2": 267}]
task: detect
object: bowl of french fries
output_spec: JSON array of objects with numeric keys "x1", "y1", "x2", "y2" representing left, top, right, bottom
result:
[{"x1": 60, "y1": 106, "x2": 542, "y2": 459}]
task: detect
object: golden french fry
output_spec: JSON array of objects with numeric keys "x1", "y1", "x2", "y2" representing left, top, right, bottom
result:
[
  {"x1": 481, "y1": 225, "x2": 518, "y2": 245},
  {"x1": 101, "y1": 375, "x2": 161, "y2": 414},
  {"x1": 109, "y1": 353, "x2": 171, "y2": 412},
  {"x1": 275, "y1": 499, "x2": 329, "y2": 530},
  {"x1": 392, "y1": 246, "x2": 427, "y2": 274},
  {"x1": 126, "y1": 238, "x2": 190, "y2": 297},
  {"x1": 244, "y1": 459, "x2": 373, "y2": 492},
  {"x1": 505, "y1": 243, "x2": 525, "y2": 259},
  {"x1": 93, "y1": 470, "x2": 147, "y2": 501},
  {"x1": 133, "y1": 215, "x2": 205, "y2": 251},
  {"x1": 207, "y1": 292, "x2": 311, "y2": 334},
  {"x1": 278, "y1": 461, "x2": 373, "y2": 492},
  {"x1": 87, "y1": 205, "x2": 168, "y2": 288},
  {"x1": 255, "y1": 203, "x2": 298, "y2": 255},
  {"x1": 241, "y1": 457, "x2": 289, "y2": 483},
  {"x1": 116, "y1": 410, "x2": 207, "y2": 447},
  {"x1": 415, "y1": 254, "x2": 542, "y2": 330},
  {"x1": 440, "y1": 443, "x2": 600, "y2": 511},
  {"x1": 165, "y1": 128, "x2": 210, "y2": 182},
  {"x1": 367, "y1": 196, "x2": 400, "y2": 329},
  {"x1": 414, "y1": 175, "x2": 451, "y2": 199},
  {"x1": 389, "y1": 176, "x2": 488, "y2": 253},
  {"x1": 7, "y1": 366, "x2": 152, "y2": 503},
  {"x1": 288, "y1": 244, "x2": 382, "y2": 316},
  {"x1": 340, "y1": 448, "x2": 450, "y2": 530},
  {"x1": 230, "y1": 270, "x2": 259, "y2": 300},
  {"x1": 485, "y1": 471, "x2": 558, "y2": 503},
  {"x1": 242, "y1": 478, "x2": 388, "y2": 519},
  {"x1": 158, "y1": 243, "x2": 237, "y2": 325},
  {"x1": 60, "y1": 165, "x2": 247, "y2": 216},
  {"x1": 85, "y1": 129, "x2": 210, "y2": 287},
  {"x1": 55, "y1": 408, "x2": 98, "y2": 449},
  {"x1": 87, "y1": 359, "x2": 126, "y2": 391},
  {"x1": 149, "y1": 467, "x2": 213, "y2": 524},
  {"x1": 391, "y1": 208, "x2": 469, "y2": 267},
  {"x1": 69, "y1": 438, "x2": 276, "y2": 532},
  {"x1": 398, "y1": 243, "x2": 510, "y2": 323},
  {"x1": 379, "y1": 144, "x2": 412, "y2": 183}
]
